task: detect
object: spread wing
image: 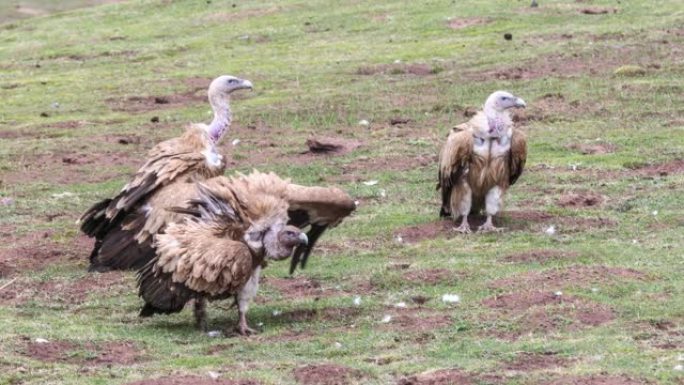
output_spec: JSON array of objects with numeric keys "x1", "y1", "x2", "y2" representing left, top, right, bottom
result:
[
  {"x1": 284, "y1": 184, "x2": 356, "y2": 274},
  {"x1": 509, "y1": 128, "x2": 527, "y2": 185},
  {"x1": 137, "y1": 181, "x2": 252, "y2": 316},
  {"x1": 437, "y1": 126, "x2": 473, "y2": 217}
]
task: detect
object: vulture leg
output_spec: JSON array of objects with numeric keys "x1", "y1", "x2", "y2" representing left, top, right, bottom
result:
[
  {"x1": 450, "y1": 181, "x2": 472, "y2": 234},
  {"x1": 234, "y1": 266, "x2": 261, "y2": 336},
  {"x1": 479, "y1": 186, "x2": 504, "y2": 233},
  {"x1": 194, "y1": 298, "x2": 208, "y2": 331}
]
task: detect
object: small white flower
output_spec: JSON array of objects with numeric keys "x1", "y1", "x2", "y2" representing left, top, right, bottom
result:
[
  {"x1": 652, "y1": 210, "x2": 658, "y2": 216},
  {"x1": 363, "y1": 180, "x2": 378, "y2": 186},
  {"x1": 358, "y1": 119, "x2": 370, "y2": 127},
  {"x1": 34, "y1": 338, "x2": 49, "y2": 344},
  {"x1": 632, "y1": 239, "x2": 638, "y2": 244},
  {"x1": 353, "y1": 296, "x2": 362, "y2": 306},
  {"x1": 545, "y1": 225, "x2": 556, "y2": 235},
  {"x1": 208, "y1": 371, "x2": 220, "y2": 380},
  {"x1": 380, "y1": 315, "x2": 392, "y2": 323},
  {"x1": 231, "y1": 138, "x2": 241, "y2": 146},
  {"x1": 394, "y1": 302, "x2": 407, "y2": 308},
  {"x1": 206, "y1": 330, "x2": 221, "y2": 338},
  {"x1": 554, "y1": 291, "x2": 563, "y2": 297},
  {"x1": 272, "y1": 309, "x2": 282, "y2": 316},
  {"x1": 334, "y1": 342, "x2": 343, "y2": 348},
  {"x1": 442, "y1": 294, "x2": 460, "y2": 303}
]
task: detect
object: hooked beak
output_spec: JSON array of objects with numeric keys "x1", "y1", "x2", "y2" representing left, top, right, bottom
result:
[
  {"x1": 515, "y1": 97, "x2": 526, "y2": 108},
  {"x1": 298, "y1": 232, "x2": 309, "y2": 245},
  {"x1": 240, "y1": 79, "x2": 253, "y2": 90}
]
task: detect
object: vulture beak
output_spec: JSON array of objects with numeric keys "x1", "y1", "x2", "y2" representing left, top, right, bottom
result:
[
  {"x1": 515, "y1": 97, "x2": 526, "y2": 108},
  {"x1": 298, "y1": 232, "x2": 309, "y2": 245},
  {"x1": 241, "y1": 79, "x2": 254, "y2": 90}
]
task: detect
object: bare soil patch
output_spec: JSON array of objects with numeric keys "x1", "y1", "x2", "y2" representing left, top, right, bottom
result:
[
  {"x1": 264, "y1": 276, "x2": 329, "y2": 298},
  {"x1": 23, "y1": 339, "x2": 142, "y2": 366},
  {"x1": 280, "y1": 307, "x2": 361, "y2": 324},
  {"x1": 403, "y1": 268, "x2": 460, "y2": 285},
  {"x1": 482, "y1": 291, "x2": 615, "y2": 339},
  {"x1": 501, "y1": 249, "x2": 580, "y2": 264},
  {"x1": 123, "y1": 376, "x2": 260, "y2": 385},
  {"x1": 397, "y1": 369, "x2": 501, "y2": 385},
  {"x1": 394, "y1": 220, "x2": 452, "y2": 243},
  {"x1": 303, "y1": 137, "x2": 362, "y2": 156},
  {"x1": 489, "y1": 265, "x2": 649, "y2": 291},
  {"x1": 107, "y1": 91, "x2": 206, "y2": 113},
  {"x1": 539, "y1": 375, "x2": 648, "y2": 385},
  {"x1": 557, "y1": 192, "x2": 604, "y2": 208},
  {"x1": 383, "y1": 309, "x2": 452, "y2": 333},
  {"x1": 1, "y1": 271, "x2": 128, "y2": 305},
  {"x1": 579, "y1": 7, "x2": 618, "y2": 15},
  {"x1": 340, "y1": 153, "x2": 434, "y2": 180},
  {"x1": 504, "y1": 352, "x2": 571, "y2": 371},
  {"x1": 447, "y1": 17, "x2": 489, "y2": 30},
  {"x1": 633, "y1": 319, "x2": 684, "y2": 350},
  {"x1": 633, "y1": 159, "x2": 684, "y2": 177},
  {"x1": 293, "y1": 364, "x2": 363, "y2": 385},
  {"x1": 0, "y1": 232, "x2": 92, "y2": 278}
]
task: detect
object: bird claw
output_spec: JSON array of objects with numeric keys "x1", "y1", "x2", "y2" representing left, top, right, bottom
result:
[
  {"x1": 234, "y1": 322, "x2": 258, "y2": 336},
  {"x1": 478, "y1": 224, "x2": 505, "y2": 233},
  {"x1": 452, "y1": 224, "x2": 472, "y2": 234}
]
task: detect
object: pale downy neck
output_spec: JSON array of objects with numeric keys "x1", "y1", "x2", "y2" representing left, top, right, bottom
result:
[
  {"x1": 483, "y1": 104, "x2": 511, "y2": 135},
  {"x1": 206, "y1": 92, "x2": 232, "y2": 143}
]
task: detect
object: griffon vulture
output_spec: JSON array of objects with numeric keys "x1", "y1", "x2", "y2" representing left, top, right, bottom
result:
[
  {"x1": 137, "y1": 171, "x2": 354, "y2": 335},
  {"x1": 437, "y1": 91, "x2": 527, "y2": 233},
  {"x1": 79, "y1": 75, "x2": 253, "y2": 271}
]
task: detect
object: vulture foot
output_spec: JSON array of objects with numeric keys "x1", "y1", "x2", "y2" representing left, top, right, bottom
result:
[
  {"x1": 452, "y1": 223, "x2": 472, "y2": 234},
  {"x1": 478, "y1": 223, "x2": 504, "y2": 233},
  {"x1": 234, "y1": 323, "x2": 258, "y2": 336}
]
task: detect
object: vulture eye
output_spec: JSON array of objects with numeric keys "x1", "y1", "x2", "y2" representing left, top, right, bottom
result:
[
  {"x1": 228, "y1": 79, "x2": 237, "y2": 84},
  {"x1": 501, "y1": 96, "x2": 509, "y2": 100}
]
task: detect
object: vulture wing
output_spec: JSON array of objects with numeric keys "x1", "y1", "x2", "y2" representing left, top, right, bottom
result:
[
  {"x1": 437, "y1": 126, "x2": 474, "y2": 217},
  {"x1": 138, "y1": 181, "x2": 252, "y2": 317},
  {"x1": 284, "y1": 184, "x2": 356, "y2": 274},
  {"x1": 508, "y1": 128, "x2": 527, "y2": 186}
]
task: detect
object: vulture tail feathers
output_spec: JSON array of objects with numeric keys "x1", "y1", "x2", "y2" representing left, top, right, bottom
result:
[
  {"x1": 137, "y1": 261, "x2": 193, "y2": 317},
  {"x1": 79, "y1": 198, "x2": 114, "y2": 238},
  {"x1": 89, "y1": 216, "x2": 155, "y2": 271}
]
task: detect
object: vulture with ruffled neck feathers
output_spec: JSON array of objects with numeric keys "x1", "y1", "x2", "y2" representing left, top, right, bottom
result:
[
  {"x1": 136, "y1": 171, "x2": 354, "y2": 335},
  {"x1": 437, "y1": 91, "x2": 528, "y2": 233},
  {"x1": 80, "y1": 75, "x2": 252, "y2": 271}
]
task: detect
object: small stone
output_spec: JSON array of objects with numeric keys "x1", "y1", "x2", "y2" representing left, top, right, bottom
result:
[
  {"x1": 545, "y1": 225, "x2": 556, "y2": 235},
  {"x1": 394, "y1": 302, "x2": 407, "y2": 308},
  {"x1": 380, "y1": 315, "x2": 392, "y2": 323},
  {"x1": 358, "y1": 119, "x2": 370, "y2": 128},
  {"x1": 231, "y1": 138, "x2": 241, "y2": 146},
  {"x1": 363, "y1": 180, "x2": 378, "y2": 186},
  {"x1": 554, "y1": 291, "x2": 563, "y2": 297},
  {"x1": 504, "y1": 33, "x2": 513, "y2": 40},
  {"x1": 334, "y1": 342, "x2": 343, "y2": 348},
  {"x1": 207, "y1": 371, "x2": 220, "y2": 380},
  {"x1": 442, "y1": 294, "x2": 460, "y2": 303},
  {"x1": 353, "y1": 296, "x2": 362, "y2": 306},
  {"x1": 206, "y1": 330, "x2": 222, "y2": 338},
  {"x1": 150, "y1": 116, "x2": 160, "y2": 123},
  {"x1": 35, "y1": 338, "x2": 49, "y2": 344}
]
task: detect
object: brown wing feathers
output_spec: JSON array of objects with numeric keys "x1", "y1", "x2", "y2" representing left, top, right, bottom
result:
[
  {"x1": 437, "y1": 129, "x2": 473, "y2": 217},
  {"x1": 508, "y1": 129, "x2": 527, "y2": 185}
]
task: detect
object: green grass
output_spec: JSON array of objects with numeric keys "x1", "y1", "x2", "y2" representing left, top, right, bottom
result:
[{"x1": 1, "y1": 0, "x2": 683, "y2": 384}]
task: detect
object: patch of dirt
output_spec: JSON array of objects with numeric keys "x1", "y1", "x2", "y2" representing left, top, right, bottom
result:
[
  {"x1": 403, "y1": 269, "x2": 460, "y2": 284},
  {"x1": 356, "y1": 63, "x2": 441, "y2": 76},
  {"x1": 504, "y1": 352, "x2": 571, "y2": 371},
  {"x1": 539, "y1": 375, "x2": 648, "y2": 385},
  {"x1": 501, "y1": 249, "x2": 580, "y2": 264},
  {"x1": 383, "y1": 310, "x2": 452, "y2": 333},
  {"x1": 0, "y1": 232, "x2": 91, "y2": 279},
  {"x1": 633, "y1": 319, "x2": 684, "y2": 350},
  {"x1": 293, "y1": 364, "x2": 363, "y2": 385},
  {"x1": 579, "y1": 7, "x2": 618, "y2": 15},
  {"x1": 204, "y1": 6, "x2": 282, "y2": 23},
  {"x1": 1, "y1": 271, "x2": 129, "y2": 306},
  {"x1": 107, "y1": 91, "x2": 207, "y2": 113},
  {"x1": 23, "y1": 339, "x2": 142, "y2": 366},
  {"x1": 339, "y1": 153, "x2": 435, "y2": 180},
  {"x1": 482, "y1": 291, "x2": 615, "y2": 340},
  {"x1": 394, "y1": 220, "x2": 452, "y2": 243},
  {"x1": 567, "y1": 142, "x2": 617, "y2": 155},
  {"x1": 447, "y1": 17, "x2": 489, "y2": 30},
  {"x1": 557, "y1": 192, "x2": 604, "y2": 208},
  {"x1": 122, "y1": 376, "x2": 260, "y2": 385},
  {"x1": 633, "y1": 159, "x2": 684, "y2": 177},
  {"x1": 264, "y1": 276, "x2": 329, "y2": 298},
  {"x1": 489, "y1": 265, "x2": 649, "y2": 291},
  {"x1": 397, "y1": 369, "x2": 502, "y2": 385},
  {"x1": 303, "y1": 137, "x2": 362, "y2": 156},
  {"x1": 512, "y1": 93, "x2": 603, "y2": 124},
  {"x1": 280, "y1": 307, "x2": 361, "y2": 323}
]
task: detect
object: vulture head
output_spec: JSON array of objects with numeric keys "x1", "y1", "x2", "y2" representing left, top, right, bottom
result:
[
  {"x1": 245, "y1": 220, "x2": 308, "y2": 261},
  {"x1": 209, "y1": 75, "x2": 253, "y2": 97},
  {"x1": 482, "y1": 91, "x2": 526, "y2": 137}
]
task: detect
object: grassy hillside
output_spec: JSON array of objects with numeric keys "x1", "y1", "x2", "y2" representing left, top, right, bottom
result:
[{"x1": 1, "y1": 0, "x2": 683, "y2": 384}]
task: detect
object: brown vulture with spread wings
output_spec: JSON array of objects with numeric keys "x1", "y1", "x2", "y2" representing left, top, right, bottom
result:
[
  {"x1": 137, "y1": 171, "x2": 355, "y2": 335},
  {"x1": 79, "y1": 75, "x2": 252, "y2": 271},
  {"x1": 437, "y1": 91, "x2": 528, "y2": 233}
]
